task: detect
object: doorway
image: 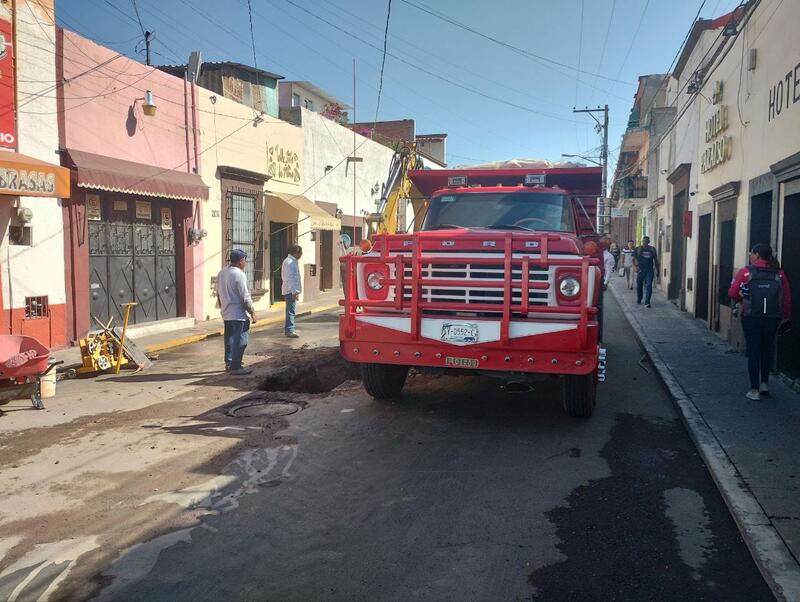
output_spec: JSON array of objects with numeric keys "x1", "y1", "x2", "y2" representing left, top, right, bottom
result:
[
  {"x1": 669, "y1": 190, "x2": 686, "y2": 301},
  {"x1": 88, "y1": 196, "x2": 177, "y2": 326},
  {"x1": 270, "y1": 222, "x2": 295, "y2": 303},
  {"x1": 778, "y1": 192, "x2": 800, "y2": 377},
  {"x1": 749, "y1": 191, "x2": 773, "y2": 249},
  {"x1": 696, "y1": 213, "x2": 711, "y2": 321},
  {"x1": 319, "y1": 229, "x2": 334, "y2": 290}
]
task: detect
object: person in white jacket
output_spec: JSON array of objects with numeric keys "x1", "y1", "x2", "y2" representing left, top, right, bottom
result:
[{"x1": 281, "y1": 245, "x2": 303, "y2": 338}]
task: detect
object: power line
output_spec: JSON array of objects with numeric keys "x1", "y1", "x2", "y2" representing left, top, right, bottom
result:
[
  {"x1": 245, "y1": 0, "x2": 259, "y2": 69},
  {"x1": 312, "y1": 0, "x2": 568, "y2": 111},
  {"x1": 604, "y1": 0, "x2": 650, "y2": 102},
  {"x1": 372, "y1": 0, "x2": 391, "y2": 130},
  {"x1": 283, "y1": 0, "x2": 582, "y2": 123},
  {"x1": 589, "y1": 0, "x2": 617, "y2": 96},
  {"x1": 130, "y1": 0, "x2": 147, "y2": 38},
  {"x1": 398, "y1": 0, "x2": 634, "y2": 86},
  {"x1": 574, "y1": 0, "x2": 584, "y2": 107}
]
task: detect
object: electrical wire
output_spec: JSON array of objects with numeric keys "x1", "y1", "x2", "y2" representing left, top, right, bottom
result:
[
  {"x1": 605, "y1": 0, "x2": 651, "y2": 102},
  {"x1": 372, "y1": 0, "x2": 391, "y2": 131},
  {"x1": 311, "y1": 0, "x2": 567, "y2": 111},
  {"x1": 398, "y1": 0, "x2": 634, "y2": 87},
  {"x1": 246, "y1": 0, "x2": 259, "y2": 70},
  {"x1": 130, "y1": 0, "x2": 147, "y2": 38},
  {"x1": 589, "y1": 0, "x2": 617, "y2": 96},
  {"x1": 283, "y1": 0, "x2": 582, "y2": 123}
]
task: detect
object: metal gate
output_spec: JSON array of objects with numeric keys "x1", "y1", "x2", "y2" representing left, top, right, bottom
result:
[{"x1": 88, "y1": 197, "x2": 177, "y2": 327}]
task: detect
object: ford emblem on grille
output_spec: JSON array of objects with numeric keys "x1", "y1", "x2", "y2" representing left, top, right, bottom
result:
[
  {"x1": 525, "y1": 241, "x2": 540, "y2": 248},
  {"x1": 442, "y1": 240, "x2": 455, "y2": 247},
  {"x1": 482, "y1": 240, "x2": 497, "y2": 247}
]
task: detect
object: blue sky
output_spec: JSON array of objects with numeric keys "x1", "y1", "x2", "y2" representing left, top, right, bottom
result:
[{"x1": 58, "y1": 0, "x2": 742, "y2": 170}]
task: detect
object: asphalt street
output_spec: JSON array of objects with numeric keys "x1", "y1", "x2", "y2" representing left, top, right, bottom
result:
[{"x1": 88, "y1": 294, "x2": 772, "y2": 601}]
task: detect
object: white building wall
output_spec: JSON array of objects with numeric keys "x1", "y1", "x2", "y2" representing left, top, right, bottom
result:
[
  {"x1": 302, "y1": 108, "x2": 395, "y2": 233},
  {"x1": 0, "y1": 1, "x2": 65, "y2": 310}
]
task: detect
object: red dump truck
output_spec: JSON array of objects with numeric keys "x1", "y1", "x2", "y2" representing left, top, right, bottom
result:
[{"x1": 339, "y1": 166, "x2": 607, "y2": 417}]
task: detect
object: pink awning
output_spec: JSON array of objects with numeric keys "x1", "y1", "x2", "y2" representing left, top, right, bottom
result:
[{"x1": 66, "y1": 149, "x2": 208, "y2": 201}]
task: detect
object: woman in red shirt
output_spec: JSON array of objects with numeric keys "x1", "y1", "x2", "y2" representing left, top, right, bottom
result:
[{"x1": 728, "y1": 243, "x2": 792, "y2": 400}]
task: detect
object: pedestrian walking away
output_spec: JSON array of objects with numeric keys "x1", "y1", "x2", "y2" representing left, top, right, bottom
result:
[
  {"x1": 282, "y1": 244, "x2": 303, "y2": 338},
  {"x1": 609, "y1": 240, "x2": 620, "y2": 270},
  {"x1": 621, "y1": 240, "x2": 635, "y2": 289},
  {"x1": 634, "y1": 236, "x2": 659, "y2": 308},
  {"x1": 217, "y1": 249, "x2": 257, "y2": 375},
  {"x1": 728, "y1": 243, "x2": 792, "y2": 401},
  {"x1": 602, "y1": 246, "x2": 615, "y2": 290}
]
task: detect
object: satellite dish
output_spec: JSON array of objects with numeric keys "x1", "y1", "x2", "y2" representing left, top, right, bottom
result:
[{"x1": 340, "y1": 233, "x2": 352, "y2": 248}]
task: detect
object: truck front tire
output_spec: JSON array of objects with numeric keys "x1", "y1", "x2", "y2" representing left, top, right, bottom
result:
[
  {"x1": 562, "y1": 374, "x2": 596, "y2": 418},
  {"x1": 361, "y1": 363, "x2": 409, "y2": 399}
]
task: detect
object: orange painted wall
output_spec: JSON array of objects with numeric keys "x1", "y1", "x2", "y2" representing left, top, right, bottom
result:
[{"x1": 1, "y1": 303, "x2": 67, "y2": 349}]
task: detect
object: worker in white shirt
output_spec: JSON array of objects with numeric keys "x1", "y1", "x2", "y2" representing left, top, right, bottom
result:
[
  {"x1": 216, "y1": 249, "x2": 257, "y2": 375},
  {"x1": 603, "y1": 248, "x2": 616, "y2": 290},
  {"x1": 281, "y1": 245, "x2": 303, "y2": 338}
]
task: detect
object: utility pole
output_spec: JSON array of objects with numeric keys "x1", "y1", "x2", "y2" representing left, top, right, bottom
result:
[
  {"x1": 573, "y1": 104, "x2": 609, "y2": 233},
  {"x1": 144, "y1": 31, "x2": 152, "y2": 66}
]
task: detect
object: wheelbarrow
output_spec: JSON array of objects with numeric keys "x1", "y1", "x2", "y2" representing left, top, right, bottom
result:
[{"x1": 0, "y1": 335, "x2": 62, "y2": 411}]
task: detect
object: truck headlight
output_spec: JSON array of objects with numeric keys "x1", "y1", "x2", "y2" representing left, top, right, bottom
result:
[
  {"x1": 367, "y1": 271, "x2": 384, "y2": 290},
  {"x1": 559, "y1": 276, "x2": 581, "y2": 298}
]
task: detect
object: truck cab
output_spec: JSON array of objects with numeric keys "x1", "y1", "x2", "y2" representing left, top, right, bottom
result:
[{"x1": 339, "y1": 167, "x2": 606, "y2": 417}]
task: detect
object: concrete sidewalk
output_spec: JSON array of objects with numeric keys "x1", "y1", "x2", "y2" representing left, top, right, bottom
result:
[
  {"x1": 609, "y1": 276, "x2": 800, "y2": 601},
  {"x1": 52, "y1": 292, "x2": 341, "y2": 367}
]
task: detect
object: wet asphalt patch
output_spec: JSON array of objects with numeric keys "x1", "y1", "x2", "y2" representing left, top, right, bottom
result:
[{"x1": 528, "y1": 412, "x2": 773, "y2": 601}]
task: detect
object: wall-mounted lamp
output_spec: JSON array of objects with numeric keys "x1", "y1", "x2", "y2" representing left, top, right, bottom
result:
[
  {"x1": 142, "y1": 90, "x2": 157, "y2": 116},
  {"x1": 660, "y1": 169, "x2": 668, "y2": 174},
  {"x1": 335, "y1": 207, "x2": 343, "y2": 218},
  {"x1": 723, "y1": 20, "x2": 737, "y2": 37},
  {"x1": 188, "y1": 227, "x2": 208, "y2": 245}
]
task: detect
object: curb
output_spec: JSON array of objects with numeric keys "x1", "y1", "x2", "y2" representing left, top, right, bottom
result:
[
  {"x1": 144, "y1": 303, "x2": 340, "y2": 354},
  {"x1": 609, "y1": 285, "x2": 800, "y2": 601}
]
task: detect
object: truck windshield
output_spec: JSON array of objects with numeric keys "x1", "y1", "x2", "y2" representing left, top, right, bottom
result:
[{"x1": 421, "y1": 192, "x2": 575, "y2": 232}]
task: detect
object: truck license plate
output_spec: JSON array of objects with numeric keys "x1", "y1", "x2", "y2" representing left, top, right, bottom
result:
[
  {"x1": 445, "y1": 356, "x2": 479, "y2": 368},
  {"x1": 440, "y1": 322, "x2": 478, "y2": 344}
]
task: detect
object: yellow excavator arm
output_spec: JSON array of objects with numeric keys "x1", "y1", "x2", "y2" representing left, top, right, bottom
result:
[{"x1": 366, "y1": 143, "x2": 425, "y2": 238}]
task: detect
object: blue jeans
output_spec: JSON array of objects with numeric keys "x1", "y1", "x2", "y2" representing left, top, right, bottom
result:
[
  {"x1": 636, "y1": 269, "x2": 654, "y2": 304},
  {"x1": 224, "y1": 320, "x2": 250, "y2": 370},
  {"x1": 284, "y1": 294, "x2": 297, "y2": 334},
  {"x1": 741, "y1": 316, "x2": 780, "y2": 389}
]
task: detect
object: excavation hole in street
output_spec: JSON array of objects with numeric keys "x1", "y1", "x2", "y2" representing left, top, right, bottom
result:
[
  {"x1": 228, "y1": 400, "x2": 301, "y2": 418},
  {"x1": 260, "y1": 348, "x2": 361, "y2": 394}
]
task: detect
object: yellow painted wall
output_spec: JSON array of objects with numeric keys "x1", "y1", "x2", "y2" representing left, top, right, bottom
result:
[{"x1": 197, "y1": 90, "x2": 306, "y2": 319}]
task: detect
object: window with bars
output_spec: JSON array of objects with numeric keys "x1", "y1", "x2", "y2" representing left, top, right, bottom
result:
[
  {"x1": 224, "y1": 187, "x2": 265, "y2": 292},
  {"x1": 25, "y1": 296, "x2": 49, "y2": 318}
]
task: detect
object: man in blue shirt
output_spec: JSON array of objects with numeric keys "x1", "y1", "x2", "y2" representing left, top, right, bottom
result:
[
  {"x1": 633, "y1": 236, "x2": 659, "y2": 308},
  {"x1": 281, "y1": 245, "x2": 303, "y2": 338},
  {"x1": 217, "y1": 249, "x2": 257, "y2": 375}
]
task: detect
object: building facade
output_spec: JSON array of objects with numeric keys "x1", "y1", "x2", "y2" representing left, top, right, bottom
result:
[
  {"x1": 161, "y1": 62, "x2": 283, "y2": 119},
  {"x1": 58, "y1": 30, "x2": 208, "y2": 343},
  {"x1": 196, "y1": 87, "x2": 338, "y2": 320},
  {"x1": 611, "y1": 0, "x2": 800, "y2": 381},
  {"x1": 0, "y1": 0, "x2": 71, "y2": 348}
]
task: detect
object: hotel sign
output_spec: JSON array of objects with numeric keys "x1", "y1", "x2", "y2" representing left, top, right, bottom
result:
[{"x1": 701, "y1": 81, "x2": 731, "y2": 173}]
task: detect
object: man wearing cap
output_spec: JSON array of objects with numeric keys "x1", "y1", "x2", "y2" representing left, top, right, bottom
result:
[{"x1": 217, "y1": 249, "x2": 257, "y2": 375}]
